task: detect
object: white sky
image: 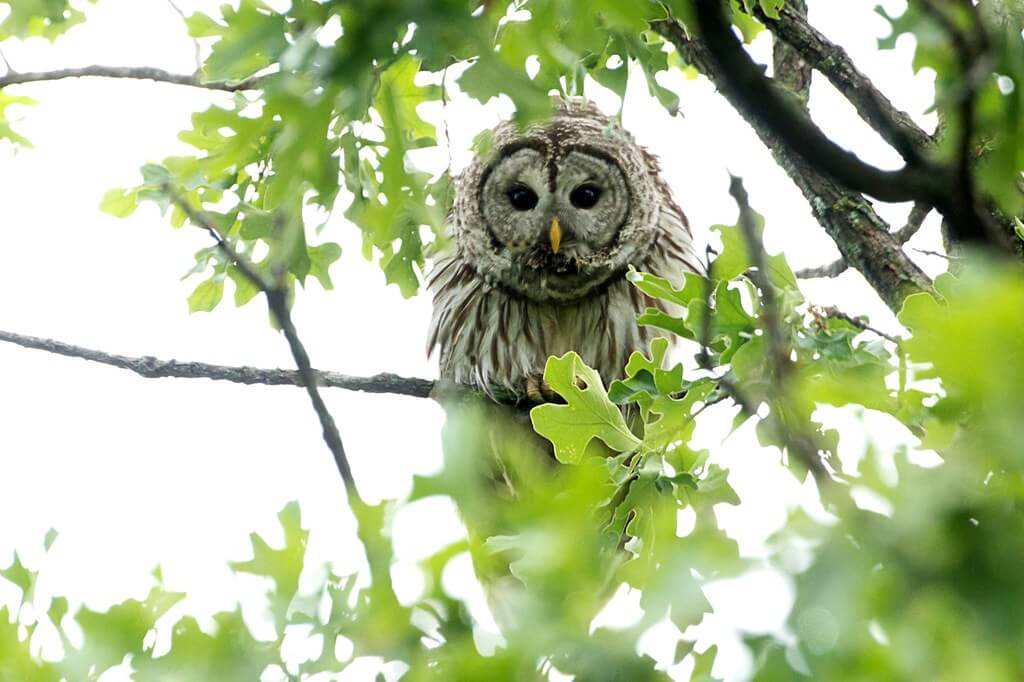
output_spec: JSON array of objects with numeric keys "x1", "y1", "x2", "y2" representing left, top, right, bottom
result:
[{"x1": 0, "y1": 1, "x2": 941, "y2": 680}]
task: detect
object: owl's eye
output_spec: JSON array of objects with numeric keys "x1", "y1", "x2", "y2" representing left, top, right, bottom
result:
[
  {"x1": 570, "y1": 183, "x2": 602, "y2": 209},
  {"x1": 507, "y1": 184, "x2": 539, "y2": 211}
]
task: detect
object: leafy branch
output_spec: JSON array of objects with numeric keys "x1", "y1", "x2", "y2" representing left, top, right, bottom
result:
[{"x1": 166, "y1": 186, "x2": 361, "y2": 500}]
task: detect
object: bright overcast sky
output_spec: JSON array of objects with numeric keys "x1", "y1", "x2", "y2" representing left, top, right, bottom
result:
[{"x1": 0, "y1": 1, "x2": 939, "y2": 679}]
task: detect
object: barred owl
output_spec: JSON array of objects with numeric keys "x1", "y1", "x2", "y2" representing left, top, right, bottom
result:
[{"x1": 428, "y1": 99, "x2": 701, "y2": 399}]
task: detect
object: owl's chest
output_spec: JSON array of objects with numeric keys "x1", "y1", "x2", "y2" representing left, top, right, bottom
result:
[{"x1": 438, "y1": 281, "x2": 654, "y2": 394}]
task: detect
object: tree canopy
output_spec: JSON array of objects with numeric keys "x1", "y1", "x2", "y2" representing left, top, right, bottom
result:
[{"x1": 2, "y1": 0, "x2": 1024, "y2": 680}]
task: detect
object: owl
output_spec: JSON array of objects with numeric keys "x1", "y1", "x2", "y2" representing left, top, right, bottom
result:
[{"x1": 427, "y1": 99, "x2": 701, "y2": 401}]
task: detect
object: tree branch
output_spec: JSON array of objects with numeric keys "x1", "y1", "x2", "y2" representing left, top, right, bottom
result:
[
  {"x1": 730, "y1": 176, "x2": 828, "y2": 478},
  {"x1": 653, "y1": 16, "x2": 933, "y2": 311},
  {"x1": 796, "y1": 202, "x2": 931, "y2": 279},
  {"x1": 690, "y1": 1, "x2": 1007, "y2": 250},
  {"x1": 0, "y1": 329, "x2": 435, "y2": 398},
  {"x1": 0, "y1": 66, "x2": 264, "y2": 91},
  {"x1": 757, "y1": 3, "x2": 934, "y2": 157},
  {"x1": 810, "y1": 305, "x2": 901, "y2": 345},
  {"x1": 690, "y1": 1, "x2": 939, "y2": 204},
  {"x1": 168, "y1": 189, "x2": 361, "y2": 501}
]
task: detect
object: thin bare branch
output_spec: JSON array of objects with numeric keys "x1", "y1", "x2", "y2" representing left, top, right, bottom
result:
[
  {"x1": 0, "y1": 329, "x2": 435, "y2": 397},
  {"x1": 168, "y1": 189, "x2": 361, "y2": 501},
  {"x1": 730, "y1": 176, "x2": 786, "y2": 375},
  {"x1": 0, "y1": 47, "x2": 13, "y2": 74},
  {"x1": 811, "y1": 305, "x2": 901, "y2": 345},
  {"x1": 164, "y1": 0, "x2": 203, "y2": 74},
  {"x1": 0, "y1": 65, "x2": 264, "y2": 91}
]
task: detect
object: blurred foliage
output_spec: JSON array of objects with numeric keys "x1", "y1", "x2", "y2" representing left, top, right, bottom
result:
[
  {"x1": 0, "y1": 0, "x2": 95, "y2": 41},
  {"x1": 3, "y1": 0, "x2": 1024, "y2": 680},
  {"x1": 878, "y1": 0, "x2": 1024, "y2": 217}
]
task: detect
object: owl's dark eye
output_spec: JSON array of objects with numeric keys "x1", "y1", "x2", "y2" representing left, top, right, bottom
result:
[
  {"x1": 570, "y1": 183, "x2": 602, "y2": 209},
  {"x1": 507, "y1": 184, "x2": 538, "y2": 211}
]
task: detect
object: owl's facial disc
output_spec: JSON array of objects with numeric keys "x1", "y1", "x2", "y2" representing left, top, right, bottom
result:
[{"x1": 480, "y1": 147, "x2": 630, "y2": 280}]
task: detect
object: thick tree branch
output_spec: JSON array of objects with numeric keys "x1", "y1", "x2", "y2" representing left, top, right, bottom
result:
[
  {"x1": 0, "y1": 329, "x2": 435, "y2": 398},
  {"x1": 690, "y1": 1, "x2": 1007, "y2": 249},
  {"x1": 653, "y1": 16, "x2": 932, "y2": 311},
  {"x1": 757, "y1": 3, "x2": 934, "y2": 156},
  {"x1": 690, "y1": 1, "x2": 939, "y2": 204},
  {"x1": 0, "y1": 66, "x2": 264, "y2": 91}
]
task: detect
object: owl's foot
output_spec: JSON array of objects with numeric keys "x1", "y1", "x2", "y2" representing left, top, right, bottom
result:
[{"x1": 525, "y1": 374, "x2": 561, "y2": 403}]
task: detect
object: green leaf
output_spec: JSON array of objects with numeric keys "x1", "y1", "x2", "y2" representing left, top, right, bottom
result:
[
  {"x1": 0, "y1": 0, "x2": 92, "y2": 41},
  {"x1": 530, "y1": 352, "x2": 641, "y2": 463},
  {"x1": 0, "y1": 554, "x2": 33, "y2": 596},
  {"x1": 227, "y1": 266, "x2": 261, "y2": 306},
  {"x1": 187, "y1": 277, "x2": 225, "y2": 313},
  {"x1": 229, "y1": 501, "x2": 308, "y2": 632},
  {"x1": 0, "y1": 91, "x2": 38, "y2": 148},
  {"x1": 307, "y1": 242, "x2": 341, "y2": 290},
  {"x1": 99, "y1": 188, "x2": 139, "y2": 218},
  {"x1": 193, "y1": 1, "x2": 289, "y2": 82}
]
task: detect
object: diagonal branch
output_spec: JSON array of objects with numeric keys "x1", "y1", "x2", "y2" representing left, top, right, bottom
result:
[
  {"x1": 0, "y1": 66, "x2": 264, "y2": 91},
  {"x1": 168, "y1": 189, "x2": 361, "y2": 500},
  {"x1": 0, "y1": 329, "x2": 435, "y2": 398},
  {"x1": 691, "y1": 1, "x2": 1007, "y2": 249},
  {"x1": 653, "y1": 15, "x2": 933, "y2": 311},
  {"x1": 730, "y1": 176, "x2": 828, "y2": 477}
]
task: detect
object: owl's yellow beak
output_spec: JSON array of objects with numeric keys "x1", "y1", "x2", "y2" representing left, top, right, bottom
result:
[{"x1": 549, "y1": 216, "x2": 562, "y2": 255}]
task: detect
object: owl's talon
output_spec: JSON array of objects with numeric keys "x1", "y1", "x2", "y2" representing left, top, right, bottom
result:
[
  {"x1": 542, "y1": 380, "x2": 560, "y2": 402},
  {"x1": 526, "y1": 375, "x2": 546, "y2": 403},
  {"x1": 526, "y1": 374, "x2": 561, "y2": 403}
]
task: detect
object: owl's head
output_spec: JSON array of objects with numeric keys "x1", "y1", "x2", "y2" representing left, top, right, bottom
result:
[{"x1": 453, "y1": 99, "x2": 667, "y2": 302}]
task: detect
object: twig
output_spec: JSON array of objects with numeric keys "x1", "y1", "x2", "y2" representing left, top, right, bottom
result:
[
  {"x1": 913, "y1": 247, "x2": 960, "y2": 261},
  {"x1": 810, "y1": 305, "x2": 901, "y2": 345},
  {"x1": 164, "y1": 0, "x2": 203, "y2": 75},
  {"x1": 0, "y1": 66, "x2": 264, "y2": 91},
  {"x1": 0, "y1": 329, "x2": 435, "y2": 397},
  {"x1": 0, "y1": 47, "x2": 13, "y2": 74},
  {"x1": 168, "y1": 189, "x2": 361, "y2": 501},
  {"x1": 794, "y1": 258, "x2": 849, "y2": 280},
  {"x1": 796, "y1": 202, "x2": 931, "y2": 279},
  {"x1": 729, "y1": 176, "x2": 786, "y2": 376},
  {"x1": 440, "y1": 61, "x2": 454, "y2": 180}
]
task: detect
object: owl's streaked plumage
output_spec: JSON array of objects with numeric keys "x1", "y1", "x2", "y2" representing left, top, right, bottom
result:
[{"x1": 428, "y1": 100, "x2": 701, "y2": 398}]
